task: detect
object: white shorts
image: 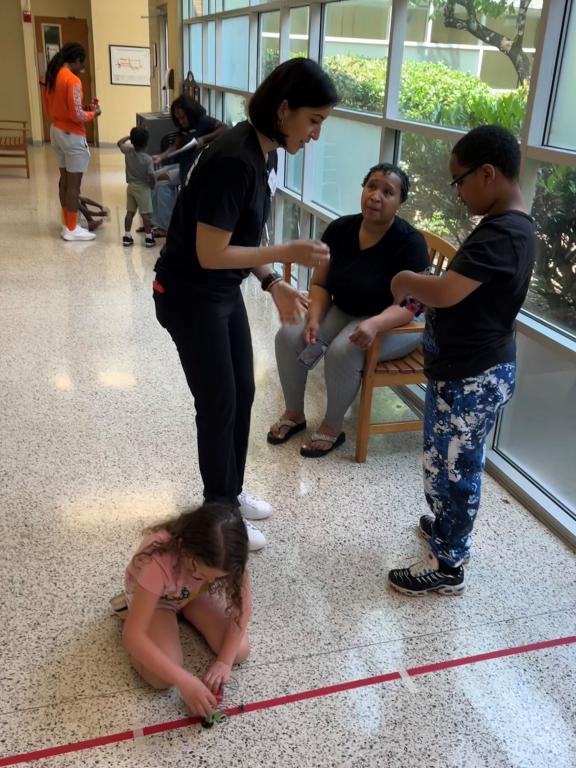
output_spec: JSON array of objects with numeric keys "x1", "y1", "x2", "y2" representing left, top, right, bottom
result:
[{"x1": 50, "y1": 124, "x2": 90, "y2": 173}]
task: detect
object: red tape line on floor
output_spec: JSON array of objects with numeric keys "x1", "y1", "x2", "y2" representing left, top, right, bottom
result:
[{"x1": 1, "y1": 634, "x2": 574, "y2": 766}]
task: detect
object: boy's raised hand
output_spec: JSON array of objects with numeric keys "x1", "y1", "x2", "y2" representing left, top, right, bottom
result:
[{"x1": 390, "y1": 270, "x2": 414, "y2": 304}]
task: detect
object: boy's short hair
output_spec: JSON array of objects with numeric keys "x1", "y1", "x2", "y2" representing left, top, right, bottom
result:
[
  {"x1": 362, "y1": 163, "x2": 410, "y2": 203},
  {"x1": 129, "y1": 126, "x2": 149, "y2": 150},
  {"x1": 452, "y1": 125, "x2": 520, "y2": 180}
]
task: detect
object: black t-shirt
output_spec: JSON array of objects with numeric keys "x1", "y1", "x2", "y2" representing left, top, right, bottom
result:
[
  {"x1": 423, "y1": 210, "x2": 535, "y2": 380},
  {"x1": 323, "y1": 215, "x2": 429, "y2": 317},
  {"x1": 155, "y1": 121, "x2": 276, "y2": 298},
  {"x1": 177, "y1": 115, "x2": 221, "y2": 182}
]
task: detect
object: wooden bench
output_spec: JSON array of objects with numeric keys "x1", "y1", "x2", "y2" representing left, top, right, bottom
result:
[
  {"x1": 355, "y1": 231, "x2": 456, "y2": 462},
  {"x1": 0, "y1": 121, "x2": 30, "y2": 178}
]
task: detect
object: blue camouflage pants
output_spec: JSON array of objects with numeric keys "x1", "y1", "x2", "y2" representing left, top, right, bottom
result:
[{"x1": 423, "y1": 363, "x2": 516, "y2": 567}]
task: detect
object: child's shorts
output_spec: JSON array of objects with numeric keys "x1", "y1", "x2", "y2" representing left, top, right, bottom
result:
[{"x1": 127, "y1": 183, "x2": 153, "y2": 215}]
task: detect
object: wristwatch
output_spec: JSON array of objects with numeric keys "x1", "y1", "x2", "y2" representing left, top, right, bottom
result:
[{"x1": 261, "y1": 270, "x2": 282, "y2": 292}]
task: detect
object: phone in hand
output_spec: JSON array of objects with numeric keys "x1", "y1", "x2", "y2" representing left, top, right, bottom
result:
[{"x1": 297, "y1": 340, "x2": 327, "y2": 370}]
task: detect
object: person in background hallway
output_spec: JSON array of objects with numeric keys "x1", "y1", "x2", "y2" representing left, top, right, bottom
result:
[
  {"x1": 43, "y1": 42, "x2": 100, "y2": 242},
  {"x1": 118, "y1": 127, "x2": 156, "y2": 248},
  {"x1": 388, "y1": 125, "x2": 535, "y2": 596},
  {"x1": 147, "y1": 95, "x2": 227, "y2": 237},
  {"x1": 153, "y1": 58, "x2": 338, "y2": 552}
]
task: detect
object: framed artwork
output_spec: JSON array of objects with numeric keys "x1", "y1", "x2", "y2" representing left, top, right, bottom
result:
[{"x1": 109, "y1": 45, "x2": 151, "y2": 86}]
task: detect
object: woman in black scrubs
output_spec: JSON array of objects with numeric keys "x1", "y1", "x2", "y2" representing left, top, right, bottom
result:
[{"x1": 153, "y1": 59, "x2": 338, "y2": 550}]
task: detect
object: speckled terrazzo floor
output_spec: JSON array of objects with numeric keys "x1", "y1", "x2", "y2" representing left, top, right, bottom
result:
[{"x1": 0, "y1": 147, "x2": 575, "y2": 768}]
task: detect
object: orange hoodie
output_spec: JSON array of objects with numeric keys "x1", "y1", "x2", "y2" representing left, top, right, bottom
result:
[{"x1": 44, "y1": 66, "x2": 95, "y2": 136}]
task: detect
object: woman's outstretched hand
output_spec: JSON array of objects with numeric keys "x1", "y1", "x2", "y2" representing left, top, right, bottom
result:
[
  {"x1": 284, "y1": 240, "x2": 330, "y2": 269},
  {"x1": 270, "y1": 281, "x2": 310, "y2": 325}
]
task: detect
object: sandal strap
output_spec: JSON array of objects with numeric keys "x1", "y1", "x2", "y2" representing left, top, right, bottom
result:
[
  {"x1": 273, "y1": 419, "x2": 298, "y2": 430},
  {"x1": 309, "y1": 432, "x2": 338, "y2": 444}
]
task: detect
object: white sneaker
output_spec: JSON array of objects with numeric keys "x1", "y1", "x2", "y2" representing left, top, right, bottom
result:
[
  {"x1": 238, "y1": 490, "x2": 273, "y2": 520},
  {"x1": 61, "y1": 225, "x2": 96, "y2": 241},
  {"x1": 244, "y1": 520, "x2": 266, "y2": 552}
]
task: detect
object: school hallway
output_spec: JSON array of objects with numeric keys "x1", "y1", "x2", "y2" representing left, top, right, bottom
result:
[{"x1": 1, "y1": 145, "x2": 575, "y2": 768}]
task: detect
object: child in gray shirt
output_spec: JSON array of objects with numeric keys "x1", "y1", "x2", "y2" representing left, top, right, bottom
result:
[{"x1": 117, "y1": 127, "x2": 156, "y2": 247}]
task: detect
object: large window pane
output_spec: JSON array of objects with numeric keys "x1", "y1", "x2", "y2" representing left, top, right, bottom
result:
[
  {"x1": 204, "y1": 22, "x2": 215, "y2": 84},
  {"x1": 398, "y1": 131, "x2": 473, "y2": 246},
  {"x1": 400, "y1": 0, "x2": 541, "y2": 133},
  {"x1": 189, "y1": 24, "x2": 202, "y2": 82},
  {"x1": 494, "y1": 333, "x2": 576, "y2": 517},
  {"x1": 224, "y1": 0, "x2": 248, "y2": 9},
  {"x1": 285, "y1": 151, "x2": 303, "y2": 195},
  {"x1": 223, "y1": 92, "x2": 247, "y2": 126},
  {"x1": 221, "y1": 17, "x2": 249, "y2": 89},
  {"x1": 311, "y1": 117, "x2": 381, "y2": 215},
  {"x1": 548, "y1": 4, "x2": 576, "y2": 150},
  {"x1": 322, "y1": 0, "x2": 390, "y2": 114},
  {"x1": 525, "y1": 162, "x2": 576, "y2": 336},
  {"x1": 290, "y1": 7, "x2": 309, "y2": 57},
  {"x1": 259, "y1": 11, "x2": 280, "y2": 82}
]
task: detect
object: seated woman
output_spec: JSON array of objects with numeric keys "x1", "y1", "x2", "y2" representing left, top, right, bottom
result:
[
  {"x1": 147, "y1": 95, "x2": 226, "y2": 236},
  {"x1": 267, "y1": 163, "x2": 429, "y2": 458}
]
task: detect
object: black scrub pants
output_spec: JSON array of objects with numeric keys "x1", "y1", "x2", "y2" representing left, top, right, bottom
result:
[{"x1": 154, "y1": 284, "x2": 255, "y2": 506}]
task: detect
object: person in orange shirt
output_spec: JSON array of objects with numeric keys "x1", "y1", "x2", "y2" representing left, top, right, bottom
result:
[{"x1": 43, "y1": 42, "x2": 101, "y2": 241}]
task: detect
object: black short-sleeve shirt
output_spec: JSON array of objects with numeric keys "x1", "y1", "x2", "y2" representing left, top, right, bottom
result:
[
  {"x1": 177, "y1": 115, "x2": 221, "y2": 182},
  {"x1": 155, "y1": 121, "x2": 275, "y2": 297},
  {"x1": 423, "y1": 210, "x2": 535, "y2": 380},
  {"x1": 323, "y1": 214, "x2": 429, "y2": 317}
]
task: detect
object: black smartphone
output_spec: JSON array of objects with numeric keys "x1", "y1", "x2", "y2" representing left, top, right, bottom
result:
[{"x1": 297, "y1": 340, "x2": 328, "y2": 370}]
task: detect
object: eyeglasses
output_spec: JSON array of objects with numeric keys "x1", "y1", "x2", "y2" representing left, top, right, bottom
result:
[{"x1": 449, "y1": 166, "x2": 479, "y2": 187}]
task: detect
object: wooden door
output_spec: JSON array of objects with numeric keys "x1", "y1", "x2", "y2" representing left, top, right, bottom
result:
[{"x1": 35, "y1": 16, "x2": 95, "y2": 144}]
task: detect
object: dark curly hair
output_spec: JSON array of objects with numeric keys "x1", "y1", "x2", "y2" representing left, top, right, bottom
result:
[
  {"x1": 45, "y1": 42, "x2": 86, "y2": 92},
  {"x1": 136, "y1": 504, "x2": 248, "y2": 618},
  {"x1": 452, "y1": 125, "x2": 521, "y2": 180},
  {"x1": 362, "y1": 162, "x2": 410, "y2": 203},
  {"x1": 170, "y1": 95, "x2": 206, "y2": 130}
]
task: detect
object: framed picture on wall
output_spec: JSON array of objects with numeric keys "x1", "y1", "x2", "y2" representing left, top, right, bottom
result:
[{"x1": 109, "y1": 45, "x2": 151, "y2": 86}]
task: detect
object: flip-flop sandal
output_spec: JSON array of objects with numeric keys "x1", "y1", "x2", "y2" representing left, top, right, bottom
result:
[
  {"x1": 300, "y1": 431, "x2": 346, "y2": 458},
  {"x1": 267, "y1": 419, "x2": 306, "y2": 445}
]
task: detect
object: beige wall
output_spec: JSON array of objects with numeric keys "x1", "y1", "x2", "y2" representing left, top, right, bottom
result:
[
  {"x1": 0, "y1": 1, "x2": 31, "y2": 123},
  {"x1": 90, "y1": 0, "x2": 151, "y2": 144},
  {"x1": 32, "y1": 0, "x2": 90, "y2": 16}
]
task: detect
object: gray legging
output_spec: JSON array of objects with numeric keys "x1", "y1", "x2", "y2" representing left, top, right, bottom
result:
[{"x1": 275, "y1": 304, "x2": 422, "y2": 429}]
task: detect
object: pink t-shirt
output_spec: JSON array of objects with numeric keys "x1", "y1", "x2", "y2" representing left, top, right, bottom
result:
[{"x1": 125, "y1": 530, "x2": 208, "y2": 610}]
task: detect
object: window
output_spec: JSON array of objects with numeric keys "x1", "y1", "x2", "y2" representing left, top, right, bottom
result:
[
  {"x1": 322, "y1": 0, "x2": 390, "y2": 113},
  {"x1": 259, "y1": 11, "x2": 280, "y2": 82},
  {"x1": 493, "y1": 333, "x2": 576, "y2": 518},
  {"x1": 397, "y1": 131, "x2": 474, "y2": 246},
  {"x1": 525, "y1": 162, "x2": 576, "y2": 336},
  {"x1": 189, "y1": 24, "x2": 202, "y2": 82},
  {"x1": 399, "y1": 0, "x2": 542, "y2": 133},
  {"x1": 285, "y1": 151, "x2": 303, "y2": 195},
  {"x1": 547, "y1": 3, "x2": 576, "y2": 150},
  {"x1": 204, "y1": 22, "x2": 215, "y2": 84},
  {"x1": 223, "y1": 93, "x2": 247, "y2": 126},
  {"x1": 311, "y1": 117, "x2": 383, "y2": 215},
  {"x1": 221, "y1": 17, "x2": 250, "y2": 90},
  {"x1": 290, "y1": 7, "x2": 309, "y2": 57}
]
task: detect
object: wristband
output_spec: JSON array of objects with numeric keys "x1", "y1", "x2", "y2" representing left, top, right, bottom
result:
[
  {"x1": 400, "y1": 296, "x2": 425, "y2": 315},
  {"x1": 261, "y1": 271, "x2": 282, "y2": 292}
]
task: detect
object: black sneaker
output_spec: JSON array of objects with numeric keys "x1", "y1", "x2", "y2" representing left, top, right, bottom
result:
[
  {"x1": 122, "y1": 235, "x2": 134, "y2": 247},
  {"x1": 388, "y1": 553, "x2": 465, "y2": 596},
  {"x1": 145, "y1": 235, "x2": 156, "y2": 248},
  {"x1": 418, "y1": 516, "x2": 471, "y2": 563}
]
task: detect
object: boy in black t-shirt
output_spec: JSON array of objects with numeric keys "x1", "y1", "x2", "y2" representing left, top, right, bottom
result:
[{"x1": 387, "y1": 125, "x2": 535, "y2": 596}]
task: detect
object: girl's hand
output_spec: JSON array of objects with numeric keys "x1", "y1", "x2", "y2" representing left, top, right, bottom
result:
[
  {"x1": 269, "y1": 281, "x2": 309, "y2": 325},
  {"x1": 390, "y1": 271, "x2": 414, "y2": 304},
  {"x1": 203, "y1": 661, "x2": 232, "y2": 694},
  {"x1": 349, "y1": 318, "x2": 379, "y2": 350},
  {"x1": 179, "y1": 674, "x2": 217, "y2": 717}
]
